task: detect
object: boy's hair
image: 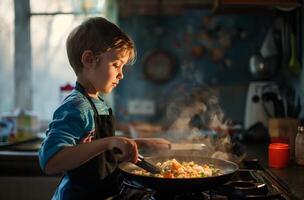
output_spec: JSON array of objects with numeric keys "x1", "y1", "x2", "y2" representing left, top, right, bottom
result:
[{"x1": 66, "y1": 17, "x2": 136, "y2": 75}]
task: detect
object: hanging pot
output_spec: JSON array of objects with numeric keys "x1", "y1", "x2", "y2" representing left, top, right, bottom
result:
[
  {"x1": 142, "y1": 50, "x2": 177, "y2": 84},
  {"x1": 249, "y1": 53, "x2": 278, "y2": 80}
]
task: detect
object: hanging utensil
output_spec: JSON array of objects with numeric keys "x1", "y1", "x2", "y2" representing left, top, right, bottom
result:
[
  {"x1": 249, "y1": 21, "x2": 280, "y2": 80},
  {"x1": 249, "y1": 52, "x2": 277, "y2": 80},
  {"x1": 260, "y1": 23, "x2": 278, "y2": 58},
  {"x1": 288, "y1": 33, "x2": 301, "y2": 75},
  {"x1": 281, "y1": 14, "x2": 292, "y2": 70},
  {"x1": 142, "y1": 0, "x2": 177, "y2": 84},
  {"x1": 286, "y1": 86, "x2": 296, "y2": 117}
]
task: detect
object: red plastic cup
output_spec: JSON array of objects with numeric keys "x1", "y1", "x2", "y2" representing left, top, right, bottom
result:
[{"x1": 268, "y1": 143, "x2": 290, "y2": 168}]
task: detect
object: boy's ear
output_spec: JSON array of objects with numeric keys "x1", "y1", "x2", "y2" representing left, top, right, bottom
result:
[{"x1": 81, "y1": 50, "x2": 95, "y2": 67}]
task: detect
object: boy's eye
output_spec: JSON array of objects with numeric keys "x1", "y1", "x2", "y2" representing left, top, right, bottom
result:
[{"x1": 113, "y1": 63, "x2": 120, "y2": 68}]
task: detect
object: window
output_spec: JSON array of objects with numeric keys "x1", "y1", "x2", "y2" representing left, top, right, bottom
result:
[
  {"x1": 30, "y1": 0, "x2": 115, "y2": 121},
  {"x1": 0, "y1": 0, "x2": 14, "y2": 115},
  {"x1": 0, "y1": 0, "x2": 117, "y2": 121},
  {"x1": 31, "y1": 15, "x2": 85, "y2": 121}
]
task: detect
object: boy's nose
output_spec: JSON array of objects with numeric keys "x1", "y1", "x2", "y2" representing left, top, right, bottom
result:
[{"x1": 117, "y1": 69, "x2": 124, "y2": 80}]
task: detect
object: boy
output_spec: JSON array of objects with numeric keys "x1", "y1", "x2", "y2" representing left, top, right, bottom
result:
[{"x1": 39, "y1": 17, "x2": 169, "y2": 200}]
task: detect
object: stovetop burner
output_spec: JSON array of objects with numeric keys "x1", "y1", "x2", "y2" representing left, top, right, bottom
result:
[
  {"x1": 113, "y1": 159, "x2": 292, "y2": 200},
  {"x1": 216, "y1": 169, "x2": 282, "y2": 199},
  {"x1": 118, "y1": 179, "x2": 210, "y2": 200}
]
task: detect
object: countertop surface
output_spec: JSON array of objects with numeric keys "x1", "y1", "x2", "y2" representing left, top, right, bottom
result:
[
  {"x1": 0, "y1": 142, "x2": 304, "y2": 199},
  {"x1": 244, "y1": 142, "x2": 304, "y2": 200},
  {"x1": 0, "y1": 150, "x2": 45, "y2": 176}
]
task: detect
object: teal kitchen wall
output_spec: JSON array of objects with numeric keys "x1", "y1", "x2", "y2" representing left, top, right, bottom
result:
[{"x1": 114, "y1": 8, "x2": 298, "y2": 125}]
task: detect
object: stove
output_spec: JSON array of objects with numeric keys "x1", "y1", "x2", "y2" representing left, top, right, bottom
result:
[{"x1": 112, "y1": 159, "x2": 293, "y2": 200}]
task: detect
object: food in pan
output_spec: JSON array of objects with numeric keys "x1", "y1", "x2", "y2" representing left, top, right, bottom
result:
[{"x1": 133, "y1": 159, "x2": 221, "y2": 178}]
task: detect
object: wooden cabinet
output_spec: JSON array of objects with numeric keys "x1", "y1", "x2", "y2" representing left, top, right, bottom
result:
[
  {"x1": 215, "y1": 0, "x2": 300, "y2": 6},
  {"x1": 0, "y1": 176, "x2": 60, "y2": 200},
  {"x1": 0, "y1": 151, "x2": 60, "y2": 200},
  {"x1": 213, "y1": 0, "x2": 301, "y2": 12}
]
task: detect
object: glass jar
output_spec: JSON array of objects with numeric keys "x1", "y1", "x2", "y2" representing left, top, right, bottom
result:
[{"x1": 295, "y1": 126, "x2": 304, "y2": 165}]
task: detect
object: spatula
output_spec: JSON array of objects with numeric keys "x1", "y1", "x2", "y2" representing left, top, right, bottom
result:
[
  {"x1": 135, "y1": 154, "x2": 161, "y2": 174},
  {"x1": 113, "y1": 148, "x2": 160, "y2": 174}
]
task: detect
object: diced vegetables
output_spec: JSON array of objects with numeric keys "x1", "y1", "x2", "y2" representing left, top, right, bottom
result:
[{"x1": 132, "y1": 159, "x2": 221, "y2": 178}]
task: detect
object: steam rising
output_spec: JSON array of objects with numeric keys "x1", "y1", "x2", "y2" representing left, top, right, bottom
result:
[
  {"x1": 164, "y1": 86, "x2": 226, "y2": 137},
  {"x1": 162, "y1": 85, "x2": 244, "y2": 163}
]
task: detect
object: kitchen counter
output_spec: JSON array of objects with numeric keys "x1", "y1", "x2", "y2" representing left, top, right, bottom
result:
[
  {"x1": 0, "y1": 150, "x2": 46, "y2": 176},
  {"x1": 1, "y1": 142, "x2": 304, "y2": 199},
  {"x1": 243, "y1": 142, "x2": 304, "y2": 200},
  {"x1": 0, "y1": 151, "x2": 60, "y2": 200}
]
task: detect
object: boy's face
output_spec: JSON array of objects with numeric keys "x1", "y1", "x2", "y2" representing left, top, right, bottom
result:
[{"x1": 89, "y1": 49, "x2": 129, "y2": 94}]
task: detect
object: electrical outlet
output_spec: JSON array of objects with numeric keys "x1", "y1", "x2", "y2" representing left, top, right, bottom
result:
[{"x1": 127, "y1": 99, "x2": 155, "y2": 115}]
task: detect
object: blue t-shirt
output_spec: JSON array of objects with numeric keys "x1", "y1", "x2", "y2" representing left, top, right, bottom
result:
[{"x1": 38, "y1": 88, "x2": 110, "y2": 199}]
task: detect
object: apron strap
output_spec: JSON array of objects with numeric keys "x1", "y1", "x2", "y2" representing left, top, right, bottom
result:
[{"x1": 75, "y1": 82, "x2": 112, "y2": 117}]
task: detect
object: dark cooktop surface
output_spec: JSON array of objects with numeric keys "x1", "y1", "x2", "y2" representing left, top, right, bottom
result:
[{"x1": 113, "y1": 159, "x2": 293, "y2": 200}]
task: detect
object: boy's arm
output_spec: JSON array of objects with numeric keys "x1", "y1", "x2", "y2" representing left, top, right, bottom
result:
[{"x1": 44, "y1": 136, "x2": 138, "y2": 175}]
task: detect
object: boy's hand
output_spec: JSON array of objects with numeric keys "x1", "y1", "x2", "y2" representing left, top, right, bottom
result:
[{"x1": 107, "y1": 136, "x2": 138, "y2": 163}]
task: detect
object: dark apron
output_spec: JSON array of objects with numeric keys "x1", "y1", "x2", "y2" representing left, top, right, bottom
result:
[{"x1": 61, "y1": 82, "x2": 120, "y2": 200}]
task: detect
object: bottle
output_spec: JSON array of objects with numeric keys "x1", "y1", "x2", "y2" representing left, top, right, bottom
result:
[{"x1": 295, "y1": 126, "x2": 304, "y2": 165}]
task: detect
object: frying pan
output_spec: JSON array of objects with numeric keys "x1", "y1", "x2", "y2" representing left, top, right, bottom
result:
[{"x1": 118, "y1": 155, "x2": 238, "y2": 192}]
